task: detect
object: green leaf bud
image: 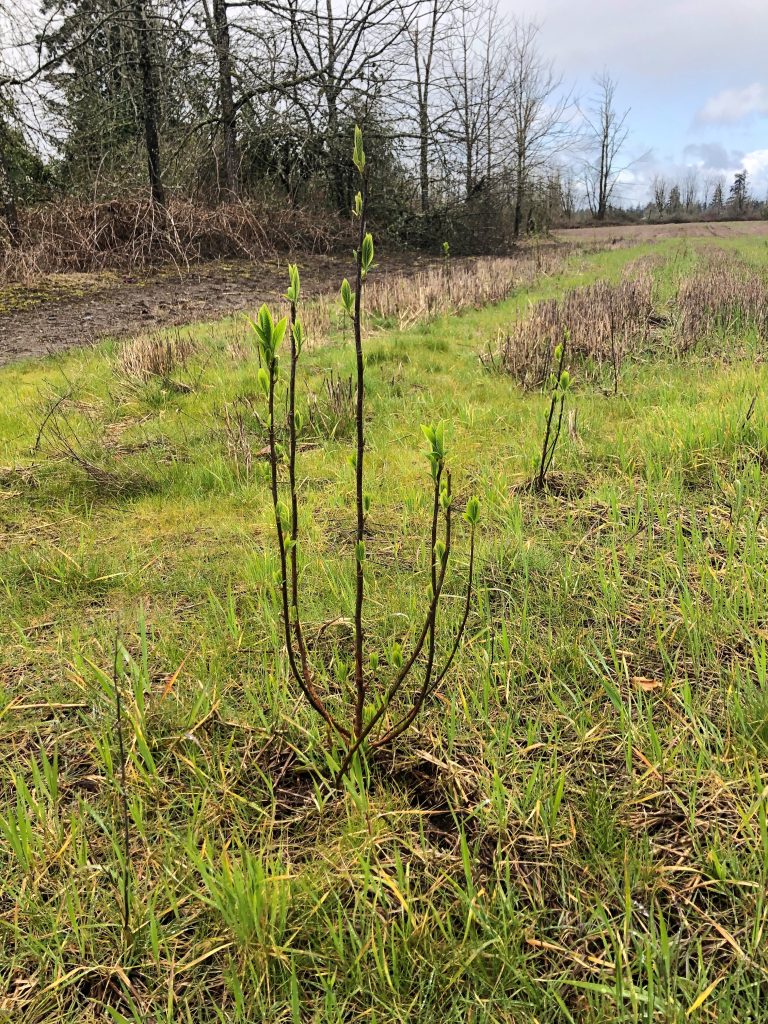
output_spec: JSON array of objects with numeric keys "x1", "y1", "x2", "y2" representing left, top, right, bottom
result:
[
  {"x1": 285, "y1": 263, "x2": 300, "y2": 303},
  {"x1": 464, "y1": 495, "x2": 480, "y2": 526},
  {"x1": 276, "y1": 499, "x2": 289, "y2": 526},
  {"x1": 361, "y1": 233, "x2": 374, "y2": 277},
  {"x1": 352, "y1": 126, "x2": 366, "y2": 174},
  {"x1": 292, "y1": 318, "x2": 304, "y2": 354},
  {"x1": 340, "y1": 278, "x2": 354, "y2": 316},
  {"x1": 389, "y1": 643, "x2": 403, "y2": 669}
]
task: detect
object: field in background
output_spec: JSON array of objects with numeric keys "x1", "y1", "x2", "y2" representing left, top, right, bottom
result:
[
  {"x1": 1, "y1": 237, "x2": 768, "y2": 1022},
  {"x1": 554, "y1": 219, "x2": 768, "y2": 244}
]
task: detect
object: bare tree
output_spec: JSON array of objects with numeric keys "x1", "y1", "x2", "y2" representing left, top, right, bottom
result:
[
  {"x1": 701, "y1": 173, "x2": 725, "y2": 211},
  {"x1": 0, "y1": 107, "x2": 20, "y2": 242},
  {"x1": 132, "y1": 0, "x2": 165, "y2": 207},
  {"x1": 439, "y1": 3, "x2": 483, "y2": 201},
  {"x1": 682, "y1": 167, "x2": 698, "y2": 212},
  {"x1": 278, "y1": 0, "x2": 417, "y2": 210},
  {"x1": 582, "y1": 71, "x2": 629, "y2": 221},
  {"x1": 651, "y1": 174, "x2": 667, "y2": 217},
  {"x1": 506, "y1": 19, "x2": 569, "y2": 237},
  {"x1": 401, "y1": 0, "x2": 451, "y2": 213},
  {"x1": 203, "y1": 0, "x2": 239, "y2": 198}
]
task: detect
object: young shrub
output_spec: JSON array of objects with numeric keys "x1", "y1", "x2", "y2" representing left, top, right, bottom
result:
[
  {"x1": 533, "y1": 336, "x2": 571, "y2": 491},
  {"x1": 256, "y1": 128, "x2": 479, "y2": 783}
]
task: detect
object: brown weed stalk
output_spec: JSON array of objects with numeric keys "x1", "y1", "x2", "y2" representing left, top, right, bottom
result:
[
  {"x1": 675, "y1": 254, "x2": 768, "y2": 352},
  {"x1": 483, "y1": 275, "x2": 654, "y2": 389}
]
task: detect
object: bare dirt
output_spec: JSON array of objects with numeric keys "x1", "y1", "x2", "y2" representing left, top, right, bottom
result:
[
  {"x1": 552, "y1": 219, "x2": 768, "y2": 244},
  {"x1": 0, "y1": 252, "x2": 442, "y2": 368}
]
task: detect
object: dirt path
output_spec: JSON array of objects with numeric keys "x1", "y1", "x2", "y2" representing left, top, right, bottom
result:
[{"x1": 0, "y1": 252, "x2": 440, "y2": 367}]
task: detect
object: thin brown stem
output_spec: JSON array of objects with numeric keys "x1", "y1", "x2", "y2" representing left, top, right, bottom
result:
[
  {"x1": 373, "y1": 523, "x2": 476, "y2": 748},
  {"x1": 335, "y1": 489, "x2": 452, "y2": 783},
  {"x1": 286, "y1": 297, "x2": 317, "y2": 706},
  {"x1": 113, "y1": 639, "x2": 131, "y2": 938},
  {"x1": 542, "y1": 394, "x2": 566, "y2": 481},
  {"x1": 353, "y1": 176, "x2": 368, "y2": 740},
  {"x1": 537, "y1": 341, "x2": 566, "y2": 491},
  {"x1": 268, "y1": 360, "x2": 349, "y2": 741},
  {"x1": 421, "y1": 462, "x2": 444, "y2": 718}
]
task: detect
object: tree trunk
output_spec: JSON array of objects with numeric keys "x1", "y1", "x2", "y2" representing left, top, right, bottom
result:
[
  {"x1": 513, "y1": 155, "x2": 524, "y2": 238},
  {"x1": 323, "y1": 0, "x2": 347, "y2": 213},
  {"x1": 213, "y1": 0, "x2": 238, "y2": 199},
  {"x1": 598, "y1": 128, "x2": 610, "y2": 220},
  {"x1": 418, "y1": 98, "x2": 429, "y2": 213},
  {"x1": 414, "y1": 3, "x2": 440, "y2": 214},
  {"x1": 0, "y1": 122, "x2": 20, "y2": 246},
  {"x1": 132, "y1": 0, "x2": 165, "y2": 209},
  {"x1": 326, "y1": 89, "x2": 347, "y2": 212}
]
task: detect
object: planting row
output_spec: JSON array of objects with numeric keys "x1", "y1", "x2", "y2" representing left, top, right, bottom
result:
[{"x1": 484, "y1": 249, "x2": 768, "y2": 389}]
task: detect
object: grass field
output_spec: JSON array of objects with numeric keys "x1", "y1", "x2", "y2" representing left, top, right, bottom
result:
[{"x1": 1, "y1": 236, "x2": 768, "y2": 1023}]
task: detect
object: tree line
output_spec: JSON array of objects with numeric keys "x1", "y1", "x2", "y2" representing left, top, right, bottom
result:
[
  {"x1": 0, "y1": 0, "x2": 763, "y2": 257},
  {"x1": 647, "y1": 169, "x2": 762, "y2": 221}
]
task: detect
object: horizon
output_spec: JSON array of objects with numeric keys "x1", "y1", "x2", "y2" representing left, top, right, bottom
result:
[{"x1": 505, "y1": 0, "x2": 767, "y2": 207}]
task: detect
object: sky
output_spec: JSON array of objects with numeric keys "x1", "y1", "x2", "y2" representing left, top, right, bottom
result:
[{"x1": 504, "y1": 0, "x2": 767, "y2": 207}]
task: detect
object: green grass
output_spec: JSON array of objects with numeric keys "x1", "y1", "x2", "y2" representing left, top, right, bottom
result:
[{"x1": 1, "y1": 239, "x2": 768, "y2": 1022}]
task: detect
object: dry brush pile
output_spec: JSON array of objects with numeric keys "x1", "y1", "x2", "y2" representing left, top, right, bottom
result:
[{"x1": 0, "y1": 194, "x2": 346, "y2": 280}]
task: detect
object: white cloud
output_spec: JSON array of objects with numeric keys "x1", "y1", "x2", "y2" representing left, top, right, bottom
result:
[
  {"x1": 742, "y1": 149, "x2": 768, "y2": 192},
  {"x1": 697, "y1": 83, "x2": 768, "y2": 124},
  {"x1": 611, "y1": 147, "x2": 768, "y2": 207}
]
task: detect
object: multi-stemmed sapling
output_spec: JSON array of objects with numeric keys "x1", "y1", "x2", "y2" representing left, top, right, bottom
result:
[
  {"x1": 533, "y1": 335, "x2": 570, "y2": 491},
  {"x1": 254, "y1": 128, "x2": 479, "y2": 783}
]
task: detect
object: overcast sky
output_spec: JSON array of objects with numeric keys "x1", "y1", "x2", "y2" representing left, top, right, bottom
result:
[{"x1": 502, "y1": 0, "x2": 767, "y2": 206}]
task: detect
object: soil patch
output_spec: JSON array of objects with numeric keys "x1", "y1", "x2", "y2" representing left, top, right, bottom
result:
[{"x1": 0, "y1": 252, "x2": 442, "y2": 367}]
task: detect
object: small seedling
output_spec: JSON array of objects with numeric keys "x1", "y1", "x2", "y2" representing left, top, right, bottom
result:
[
  {"x1": 257, "y1": 128, "x2": 479, "y2": 783},
  {"x1": 533, "y1": 335, "x2": 570, "y2": 491}
]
